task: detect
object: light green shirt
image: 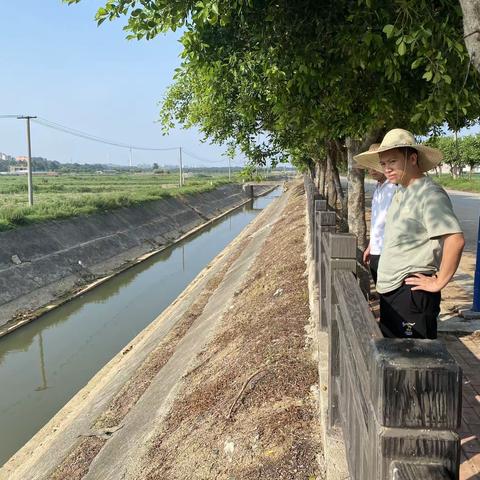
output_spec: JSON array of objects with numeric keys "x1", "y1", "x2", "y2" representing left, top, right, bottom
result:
[{"x1": 376, "y1": 176, "x2": 462, "y2": 294}]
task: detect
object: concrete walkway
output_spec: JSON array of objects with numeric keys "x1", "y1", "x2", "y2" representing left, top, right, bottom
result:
[{"x1": 443, "y1": 334, "x2": 480, "y2": 480}]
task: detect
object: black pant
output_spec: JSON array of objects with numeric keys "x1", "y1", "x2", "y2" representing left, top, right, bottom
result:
[
  {"x1": 379, "y1": 281, "x2": 441, "y2": 339},
  {"x1": 369, "y1": 254, "x2": 380, "y2": 285}
]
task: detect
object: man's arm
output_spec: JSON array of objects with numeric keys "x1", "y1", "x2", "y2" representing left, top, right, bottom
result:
[{"x1": 405, "y1": 232, "x2": 465, "y2": 292}]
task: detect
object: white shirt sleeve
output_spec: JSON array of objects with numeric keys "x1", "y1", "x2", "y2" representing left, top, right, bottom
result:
[{"x1": 370, "y1": 181, "x2": 397, "y2": 255}]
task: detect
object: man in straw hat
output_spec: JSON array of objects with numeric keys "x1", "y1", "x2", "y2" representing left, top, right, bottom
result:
[
  {"x1": 361, "y1": 143, "x2": 397, "y2": 286},
  {"x1": 354, "y1": 128, "x2": 465, "y2": 339}
]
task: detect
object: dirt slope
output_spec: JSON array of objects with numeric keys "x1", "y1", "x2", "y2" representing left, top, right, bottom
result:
[{"x1": 137, "y1": 183, "x2": 322, "y2": 479}]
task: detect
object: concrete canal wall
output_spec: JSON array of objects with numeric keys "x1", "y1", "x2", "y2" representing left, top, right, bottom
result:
[{"x1": 0, "y1": 184, "x2": 271, "y2": 331}]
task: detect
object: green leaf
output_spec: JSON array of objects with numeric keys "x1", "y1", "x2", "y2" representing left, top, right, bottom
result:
[
  {"x1": 423, "y1": 70, "x2": 433, "y2": 81},
  {"x1": 383, "y1": 24, "x2": 394, "y2": 39},
  {"x1": 454, "y1": 42, "x2": 464, "y2": 54},
  {"x1": 411, "y1": 58, "x2": 422, "y2": 69},
  {"x1": 411, "y1": 112, "x2": 422, "y2": 123},
  {"x1": 397, "y1": 42, "x2": 406, "y2": 56},
  {"x1": 443, "y1": 74, "x2": 452, "y2": 85}
]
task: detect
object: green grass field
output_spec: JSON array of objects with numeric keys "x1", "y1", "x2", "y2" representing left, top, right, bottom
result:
[
  {"x1": 0, "y1": 173, "x2": 234, "y2": 231},
  {"x1": 431, "y1": 173, "x2": 480, "y2": 193}
]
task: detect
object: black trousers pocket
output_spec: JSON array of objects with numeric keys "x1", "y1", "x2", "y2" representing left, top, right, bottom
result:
[{"x1": 380, "y1": 283, "x2": 441, "y2": 339}]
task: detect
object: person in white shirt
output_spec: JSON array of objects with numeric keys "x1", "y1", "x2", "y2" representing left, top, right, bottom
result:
[{"x1": 361, "y1": 144, "x2": 397, "y2": 285}]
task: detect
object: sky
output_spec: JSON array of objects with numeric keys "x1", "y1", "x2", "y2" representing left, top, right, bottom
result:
[
  {"x1": 0, "y1": 0, "x2": 243, "y2": 168},
  {"x1": 1, "y1": 2, "x2": 478, "y2": 168}
]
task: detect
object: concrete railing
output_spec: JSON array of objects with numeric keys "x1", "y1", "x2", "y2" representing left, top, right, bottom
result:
[{"x1": 304, "y1": 175, "x2": 462, "y2": 480}]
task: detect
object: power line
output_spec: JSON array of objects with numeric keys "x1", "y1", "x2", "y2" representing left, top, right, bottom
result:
[
  {"x1": 33, "y1": 117, "x2": 179, "y2": 152},
  {"x1": 182, "y1": 148, "x2": 243, "y2": 166},
  {"x1": 2, "y1": 114, "x2": 244, "y2": 166}
]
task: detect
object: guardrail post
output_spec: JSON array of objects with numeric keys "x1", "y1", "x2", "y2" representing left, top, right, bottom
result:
[
  {"x1": 391, "y1": 462, "x2": 451, "y2": 480},
  {"x1": 310, "y1": 192, "x2": 321, "y2": 253},
  {"x1": 304, "y1": 174, "x2": 321, "y2": 257},
  {"x1": 316, "y1": 207, "x2": 335, "y2": 331},
  {"x1": 325, "y1": 232, "x2": 356, "y2": 429},
  {"x1": 371, "y1": 338, "x2": 462, "y2": 479},
  {"x1": 314, "y1": 199, "x2": 327, "y2": 279}
]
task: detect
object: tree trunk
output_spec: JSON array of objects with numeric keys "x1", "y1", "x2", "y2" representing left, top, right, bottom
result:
[
  {"x1": 326, "y1": 139, "x2": 348, "y2": 229},
  {"x1": 324, "y1": 153, "x2": 331, "y2": 202},
  {"x1": 319, "y1": 159, "x2": 326, "y2": 197},
  {"x1": 314, "y1": 161, "x2": 321, "y2": 190},
  {"x1": 326, "y1": 151, "x2": 337, "y2": 209},
  {"x1": 332, "y1": 140, "x2": 348, "y2": 227},
  {"x1": 313, "y1": 157, "x2": 326, "y2": 195},
  {"x1": 459, "y1": 0, "x2": 480, "y2": 74},
  {"x1": 345, "y1": 137, "x2": 367, "y2": 250},
  {"x1": 307, "y1": 159, "x2": 316, "y2": 181}
]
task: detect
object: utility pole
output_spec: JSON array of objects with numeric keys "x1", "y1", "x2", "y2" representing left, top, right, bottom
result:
[
  {"x1": 228, "y1": 157, "x2": 231, "y2": 181},
  {"x1": 179, "y1": 147, "x2": 184, "y2": 187},
  {"x1": 17, "y1": 115, "x2": 36, "y2": 206},
  {"x1": 129, "y1": 148, "x2": 133, "y2": 168}
]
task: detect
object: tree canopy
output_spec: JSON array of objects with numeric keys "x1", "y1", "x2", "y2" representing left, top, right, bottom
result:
[
  {"x1": 428, "y1": 133, "x2": 480, "y2": 177},
  {"x1": 65, "y1": 0, "x2": 480, "y2": 170}
]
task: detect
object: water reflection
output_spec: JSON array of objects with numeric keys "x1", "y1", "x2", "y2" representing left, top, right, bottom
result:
[{"x1": 0, "y1": 189, "x2": 280, "y2": 466}]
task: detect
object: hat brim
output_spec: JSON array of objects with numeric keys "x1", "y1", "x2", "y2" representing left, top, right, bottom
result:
[{"x1": 353, "y1": 144, "x2": 443, "y2": 173}]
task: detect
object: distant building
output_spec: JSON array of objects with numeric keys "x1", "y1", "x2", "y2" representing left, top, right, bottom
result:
[
  {"x1": 0, "y1": 152, "x2": 16, "y2": 161},
  {"x1": 9, "y1": 165, "x2": 28, "y2": 174},
  {"x1": 16, "y1": 155, "x2": 28, "y2": 162}
]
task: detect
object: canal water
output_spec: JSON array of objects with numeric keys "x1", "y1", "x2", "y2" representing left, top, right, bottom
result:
[{"x1": 0, "y1": 189, "x2": 281, "y2": 466}]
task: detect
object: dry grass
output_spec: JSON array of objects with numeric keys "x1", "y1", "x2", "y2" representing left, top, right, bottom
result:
[
  {"x1": 49, "y1": 436, "x2": 106, "y2": 480},
  {"x1": 140, "y1": 183, "x2": 321, "y2": 479},
  {"x1": 45, "y1": 183, "x2": 322, "y2": 479}
]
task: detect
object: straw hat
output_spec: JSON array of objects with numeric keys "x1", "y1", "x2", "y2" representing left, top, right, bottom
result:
[
  {"x1": 355, "y1": 143, "x2": 380, "y2": 169},
  {"x1": 353, "y1": 129, "x2": 443, "y2": 173}
]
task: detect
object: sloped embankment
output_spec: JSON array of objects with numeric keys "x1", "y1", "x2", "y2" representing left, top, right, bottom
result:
[
  {"x1": 1, "y1": 182, "x2": 321, "y2": 480},
  {"x1": 136, "y1": 182, "x2": 321, "y2": 479},
  {"x1": 0, "y1": 184, "x2": 267, "y2": 332}
]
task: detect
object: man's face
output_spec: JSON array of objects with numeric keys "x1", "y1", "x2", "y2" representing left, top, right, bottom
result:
[
  {"x1": 378, "y1": 149, "x2": 417, "y2": 185},
  {"x1": 368, "y1": 168, "x2": 385, "y2": 182}
]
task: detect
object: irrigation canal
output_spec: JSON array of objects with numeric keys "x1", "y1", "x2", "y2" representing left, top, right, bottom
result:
[{"x1": 0, "y1": 188, "x2": 281, "y2": 466}]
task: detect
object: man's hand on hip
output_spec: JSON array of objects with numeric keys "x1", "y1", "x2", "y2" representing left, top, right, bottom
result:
[{"x1": 405, "y1": 273, "x2": 442, "y2": 292}]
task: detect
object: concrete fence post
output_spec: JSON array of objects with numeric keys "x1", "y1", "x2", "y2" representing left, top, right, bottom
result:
[
  {"x1": 314, "y1": 199, "x2": 327, "y2": 280},
  {"x1": 316, "y1": 208, "x2": 335, "y2": 331},
  {"x1": 325, "y1": 232, "x2": 356, "y2": 429}
]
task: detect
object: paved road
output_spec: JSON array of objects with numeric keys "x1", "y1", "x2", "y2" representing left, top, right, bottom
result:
[
  {"x1": 359, "y1": 179, "x2": 479, "y2": 254},
  {"x1": 446, "y1": 189, "x2": 479, "y2": 254}
]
